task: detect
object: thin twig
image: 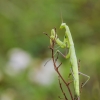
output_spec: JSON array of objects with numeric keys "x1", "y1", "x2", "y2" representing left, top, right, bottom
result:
[
  {"x1": 55, "y1": 52, "x2": 59, "y2": 63},
  {"x1": 78, "y1": 59, "x2": 81, "y2": 71},
  {"x1": 43, "y1": 32, "x2": 50, "y2": 39},
  {"x1": 58, "y1": 96, "x2": 65, "y2": 100},
  {"x1": 58, "y1": 76, "x2": 68, "y2": 100}
]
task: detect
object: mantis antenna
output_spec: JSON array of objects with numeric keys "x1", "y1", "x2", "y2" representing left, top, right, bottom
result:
[{"x1": 60, "y1": 8, "x2": 63, "y2": 23}]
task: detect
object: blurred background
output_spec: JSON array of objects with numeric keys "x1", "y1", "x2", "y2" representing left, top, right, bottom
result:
[{"x1": 0, "y1": 0, "x2": 100, "y2": 100}]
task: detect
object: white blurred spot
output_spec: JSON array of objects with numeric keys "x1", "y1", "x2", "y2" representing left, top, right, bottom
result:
[
  {"x1": 1, "y1": 89, "x2": 16, "y2": 100},
  {"x1": 28, "y1": 58, "x2": 59, "y2": 86},
  {"x1": 5, "y1": 48, "x2": 32, "y2": 76}
]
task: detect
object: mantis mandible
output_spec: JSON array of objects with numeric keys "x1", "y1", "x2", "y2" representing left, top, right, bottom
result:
[{"x1": 50, "y1": 22, "x2": 90, "y2": 99}]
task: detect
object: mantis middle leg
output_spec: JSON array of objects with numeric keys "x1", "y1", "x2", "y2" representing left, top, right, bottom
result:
[{"x1": 54, "y1": 49, "x2": 70, "y2": 59}]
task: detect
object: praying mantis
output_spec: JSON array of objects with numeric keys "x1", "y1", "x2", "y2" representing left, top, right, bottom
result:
[{"x1": 49, "y1": 22, "x2": 90, "y2": 100}]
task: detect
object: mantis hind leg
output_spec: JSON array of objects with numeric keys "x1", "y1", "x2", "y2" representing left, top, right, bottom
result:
[
  {"x1": 78, "y1": 72, "x2": 90, "y2": 88},
  {"x1": 70, "y1": 70, "x2": 90, "y2": 87}
]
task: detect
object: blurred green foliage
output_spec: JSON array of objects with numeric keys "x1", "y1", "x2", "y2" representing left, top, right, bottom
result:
[{"x1": 0, "y1": 0, "x2": 100, "y2": 100}]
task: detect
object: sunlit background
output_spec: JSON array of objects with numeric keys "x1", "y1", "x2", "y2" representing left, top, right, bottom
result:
[{"x1": 0, "y1": 0, "x2": 100, "y2": 100}]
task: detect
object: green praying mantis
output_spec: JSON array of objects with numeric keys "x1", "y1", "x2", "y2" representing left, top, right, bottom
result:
[{"x1": 49, "y1": 22, "x2": 90, "y2": 99}]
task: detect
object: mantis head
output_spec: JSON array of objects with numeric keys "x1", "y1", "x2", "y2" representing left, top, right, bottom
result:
[{"x1": 60, "y1": 23, "x2": 66, "y2": 29}]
